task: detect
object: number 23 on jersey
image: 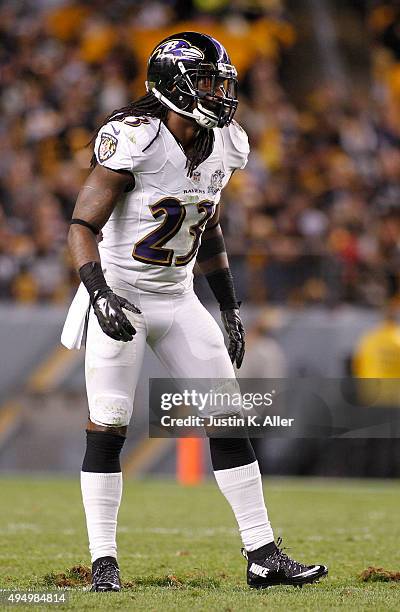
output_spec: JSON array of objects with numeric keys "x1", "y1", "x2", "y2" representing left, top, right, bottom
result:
[{"x1": 132, "y1": 197, "x2": 214, "y2": 267}]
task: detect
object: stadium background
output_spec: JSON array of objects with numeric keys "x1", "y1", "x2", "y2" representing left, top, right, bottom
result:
[{"x1": 1, "y1": 0, "x2": 400, "y2": 480}]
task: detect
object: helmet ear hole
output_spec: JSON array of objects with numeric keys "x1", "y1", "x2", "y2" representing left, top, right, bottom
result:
[{"x1": 169, "y1": 89, "x2": 193, "y2": 112}]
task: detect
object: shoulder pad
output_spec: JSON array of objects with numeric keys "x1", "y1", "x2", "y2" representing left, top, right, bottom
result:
[
  {"x1": 94, "y1": 117, "x2": 160, "y2": 172},
  {"x1": 121, "y1": 115, "x2": 161, "y2": 149},
  {"x1": 223, "y1": 120, "x2": 250, "y2": 171}
]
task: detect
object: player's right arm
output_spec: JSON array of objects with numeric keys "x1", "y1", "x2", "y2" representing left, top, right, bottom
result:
[
  {"x1": 68, "y1": 165, "x2": 141, "y2": 342},
  {"x1": 69, "y1": 165, "x2": 130, "y2": 269}
]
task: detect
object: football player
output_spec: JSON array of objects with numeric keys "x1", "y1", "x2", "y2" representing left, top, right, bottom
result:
[{"x1": 64, "y1": 31, "x2": 328, "y2": 591}]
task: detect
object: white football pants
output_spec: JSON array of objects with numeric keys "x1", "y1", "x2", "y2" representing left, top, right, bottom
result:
[{"x1": 85, "y1": 284, "x2": 235, "y2": 427}]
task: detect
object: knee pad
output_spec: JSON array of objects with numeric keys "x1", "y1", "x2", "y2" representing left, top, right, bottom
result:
[
  {"x1": 202, "y1": 379, "x2": 243, "y2": 420},
  {"x1": 209, "y1": 437, "x2": 256, "y2": 471},
  {"x1": 90, "y1": 393, "x2": 132, "y2": 427},
  {"x1": 82, "y1": 430, "x2": 126, "y2": 473}
]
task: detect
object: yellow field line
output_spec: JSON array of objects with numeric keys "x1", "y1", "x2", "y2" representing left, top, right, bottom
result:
[
  {"x1": 0, "y1": 345, "x2": 81, "y2": 446},
  {"x1": 0, "y1": 401, "x2": 22, "y2": 443},
  {"x1": 123, "y1": 437, "x2": 174, "y2": 477},
  {"x1": 26, "y1": 346, "x2": 82, "y2": 393}
]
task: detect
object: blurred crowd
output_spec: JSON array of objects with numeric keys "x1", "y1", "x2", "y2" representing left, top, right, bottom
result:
[{"x1": 1, "y1": 0, "x2": 400, "y2": 307}]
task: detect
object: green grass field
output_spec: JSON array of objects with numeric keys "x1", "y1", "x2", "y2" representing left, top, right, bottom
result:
[{"x1": 0, "y1": 477, "x2": 399, "y2": 611}]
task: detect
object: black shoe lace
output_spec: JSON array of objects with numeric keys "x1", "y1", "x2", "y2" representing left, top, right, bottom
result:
[
  {"x1": 93, "y1": 560, "x2": 119, "y2": 584},
  {"x1": 273, "y1": 537, "x2": 307, "y2": 574}
]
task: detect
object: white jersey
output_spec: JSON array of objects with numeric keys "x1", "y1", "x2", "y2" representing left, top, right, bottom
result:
[{"x1": 94, "y1": 115, "x2": 249, "y2": 294}]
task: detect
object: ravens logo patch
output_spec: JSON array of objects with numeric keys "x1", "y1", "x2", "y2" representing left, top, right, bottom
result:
[{"x1": 98, "y1": 132, "x2": 117, "y2": 163}]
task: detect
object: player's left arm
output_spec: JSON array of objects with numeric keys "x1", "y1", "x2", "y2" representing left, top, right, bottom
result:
[{"x1": 197, "y1": 207, "x2": 245, "y2": 369}]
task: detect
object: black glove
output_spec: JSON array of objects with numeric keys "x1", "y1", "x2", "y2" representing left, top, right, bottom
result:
[
  {"x1": 221, "y1": 308, "x2": 245, "y2": 369},
  {"x1": 93, "y1": 289, "x2": 141, "y2": 342}
]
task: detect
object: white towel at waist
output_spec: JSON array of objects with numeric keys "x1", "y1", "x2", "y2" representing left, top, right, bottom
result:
[{"x1": 61, "y1": 283, "x2": 90, "y2": 350}]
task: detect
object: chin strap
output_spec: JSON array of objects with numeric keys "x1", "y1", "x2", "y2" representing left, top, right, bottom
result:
[
  {"x1": 193, "y1": 104, "x2": 219, "y2": 129},
  {"x1": 149, "y1": 86, "x2": 219, "y2": 129}
]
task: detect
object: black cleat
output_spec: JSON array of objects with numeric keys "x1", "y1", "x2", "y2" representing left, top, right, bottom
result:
[
  {"x1": 90, "y1": 556, "x2": 121, "y2": 592},
  {"x1": 243, "y1": 537, "x2": 328, "y2": 589}
]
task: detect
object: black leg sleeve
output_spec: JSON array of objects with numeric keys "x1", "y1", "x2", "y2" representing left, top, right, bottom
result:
[
  {"x1": 209, "y1": 437, "x2": 256, "y2": 471},
  {"x1": 82, "y1": 430, "x2": 126, "y2": 473}
]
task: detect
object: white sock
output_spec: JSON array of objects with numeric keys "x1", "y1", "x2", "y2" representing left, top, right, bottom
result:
[
  {"x1": 80, "y1": 471, "x2": 122, "y2": 563},
  {"x1": 214, "y1": 460, "x2": 274, "y2": 552}
]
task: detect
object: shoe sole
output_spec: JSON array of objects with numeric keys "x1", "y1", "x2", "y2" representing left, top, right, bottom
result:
[{"x1": 90, "y1": 584, "x2": 121, "y2": 592}]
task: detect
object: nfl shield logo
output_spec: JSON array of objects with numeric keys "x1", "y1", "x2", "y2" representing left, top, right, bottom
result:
[{"x1": 192, "y1": 171, "x2": 201, "y2": 184}]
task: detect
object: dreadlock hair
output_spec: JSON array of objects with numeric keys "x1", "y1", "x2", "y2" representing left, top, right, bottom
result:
[{"x1": 90, "y1": 92, "x2": 215, "y2": 177}]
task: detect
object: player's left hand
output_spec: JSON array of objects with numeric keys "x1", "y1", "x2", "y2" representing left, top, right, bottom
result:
[{"x1": 221, "y1": 308, "x2": 245, "y2": 368}]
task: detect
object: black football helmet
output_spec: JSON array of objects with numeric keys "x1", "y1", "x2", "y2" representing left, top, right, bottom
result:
[{"x1": 146, "y1": 31, "x2": 238, "y2": 129}]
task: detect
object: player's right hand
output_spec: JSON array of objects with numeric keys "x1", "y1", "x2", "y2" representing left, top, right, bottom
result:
[{"x1": 92, "y1": 289, "x2": 141, "y2": 342}]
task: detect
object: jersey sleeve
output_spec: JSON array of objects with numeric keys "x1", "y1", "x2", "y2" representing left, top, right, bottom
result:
[
  {"x1": 94, "y1": 121, "x2": 135, "y2": 172},
  {"x1": 224, "y1": 120, "x2": 250, "y2": 171}
]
